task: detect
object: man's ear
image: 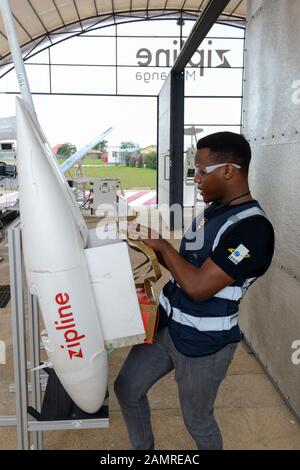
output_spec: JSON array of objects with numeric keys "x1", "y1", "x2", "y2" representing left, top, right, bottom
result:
[{"x1": 223, "y1": 164, "x2": 234, "y2": 180}]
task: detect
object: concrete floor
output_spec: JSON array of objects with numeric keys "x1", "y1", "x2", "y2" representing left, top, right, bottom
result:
[{"x1": 0, "y1": 229, "x2": 300, "y2": 450}]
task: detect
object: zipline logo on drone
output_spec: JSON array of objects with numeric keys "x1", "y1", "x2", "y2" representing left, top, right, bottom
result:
[{"x1": 54, "y1": 292, "x2": 86, "y2": 360}]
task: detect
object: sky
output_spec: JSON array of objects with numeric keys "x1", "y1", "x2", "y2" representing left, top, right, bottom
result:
[{"x1": 0, "y1": 93, "x2": 157, "y2": 150}]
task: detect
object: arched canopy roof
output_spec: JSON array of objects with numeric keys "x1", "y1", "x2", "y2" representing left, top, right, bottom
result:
[{"x1": 0, "y1": 0, "x2": 246, "y2": 64}]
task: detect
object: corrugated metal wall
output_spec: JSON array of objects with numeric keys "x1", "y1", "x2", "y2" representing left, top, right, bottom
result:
[{"x1": 240, "y1": 0, "x2": 300, "y2": 417}]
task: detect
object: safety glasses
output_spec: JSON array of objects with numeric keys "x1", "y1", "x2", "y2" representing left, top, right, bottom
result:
[{"x1": 195, "y1": 163, "x2": 241, "y2": 177}]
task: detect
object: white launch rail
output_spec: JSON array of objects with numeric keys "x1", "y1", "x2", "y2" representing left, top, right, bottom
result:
[{"x1": 0, "y1": 219, "x2": 108, "y2": 450}]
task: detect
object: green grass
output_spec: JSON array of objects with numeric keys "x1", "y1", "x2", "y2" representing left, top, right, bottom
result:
[
  {"x1": 57, "y1": 158, "x2": 104, "y2": 166},
  {"x1": 61, "y1": 163, "x2": 156, "y2": 189}
]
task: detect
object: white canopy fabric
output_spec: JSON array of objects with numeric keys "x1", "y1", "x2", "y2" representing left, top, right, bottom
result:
[{"x1": 0, "y1": 0, "x2": 246, "y2": 63}]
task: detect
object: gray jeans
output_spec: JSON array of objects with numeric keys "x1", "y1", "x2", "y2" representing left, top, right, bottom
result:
[{"x1": 114, "y1": 327, "x2": 237, "y2": 450}]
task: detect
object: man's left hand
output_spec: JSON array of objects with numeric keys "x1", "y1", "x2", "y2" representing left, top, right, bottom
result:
[{"x1": 127, "y1": 223, "x2": 164, "y2": 252}]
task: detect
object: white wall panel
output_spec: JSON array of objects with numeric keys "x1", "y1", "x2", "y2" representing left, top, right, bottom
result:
[{"x1": 241, "y1": 0, "x2": 300, "y2": 417}]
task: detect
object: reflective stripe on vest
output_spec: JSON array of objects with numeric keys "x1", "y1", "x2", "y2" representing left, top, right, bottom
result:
[
  {"x1": 169, "y1": 276, "x2": 257, "y2": 301},
  {"x1": 160, "y1": 206, "x2": 268, "y2": 332},
  {"x1": 212, "y1": 207, "x2": 266, "y2": 251},
  {"x1": 213, "y1": 276, "x2": 257, "y2": 301},
  {"x1": 159, "y1": 291, "x2": 239, "y2": 332},
  {"x1": 211, "y1": 206, "x2": 266, "y2": 301}
]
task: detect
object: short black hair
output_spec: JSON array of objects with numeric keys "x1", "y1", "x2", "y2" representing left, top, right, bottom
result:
[{"x1": 196, "y1": 132, "x2": 251, "y2": 173}]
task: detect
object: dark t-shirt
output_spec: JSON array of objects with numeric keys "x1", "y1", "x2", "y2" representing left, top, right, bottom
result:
[
  {"x1": 160, "y1": 200, "x2": 275, "y2": 356},
  {"x1": 210, "y1": 214, "x2": 275, "y2": 279}
]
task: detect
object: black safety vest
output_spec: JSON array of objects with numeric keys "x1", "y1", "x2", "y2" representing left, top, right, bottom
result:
[{"x1": 159, "y1": 201, "x2": 269, "y2": 356}]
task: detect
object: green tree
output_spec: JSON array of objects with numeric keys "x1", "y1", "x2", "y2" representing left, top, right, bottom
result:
[
  {"x1": 129, "y1": 155, "x2": 136, "y2": 167},
  {"x1": 57, "y1": 142, "x2": 77, "y2": 158},
  {"x1": 120, "y1": 141, "x2": 138, "y2": 150},
  {"x1": 125, "y1": 153, "x2": 131, "y2": 167},
  {"x1": 144, "y1": 151, "x2": 157, "y2": 169},
  {"x1": 136, "y1": 152, "x2": 144, "y2": 168},
  {"x1": 121, "y1": 142, "x2": 139, "y2": 167},
  {"x1": 93, "y1": 139, "x2": 108, "y2": 156}
]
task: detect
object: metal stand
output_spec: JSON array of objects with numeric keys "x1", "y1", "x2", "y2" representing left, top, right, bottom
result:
[{"x1": 0, "y1": 219, "x2": 108, "y2": 449}]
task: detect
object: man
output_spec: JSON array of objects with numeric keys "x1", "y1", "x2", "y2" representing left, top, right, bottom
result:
[{"x1": 114, "y1": 132, "x2": 275, "y2": 450}]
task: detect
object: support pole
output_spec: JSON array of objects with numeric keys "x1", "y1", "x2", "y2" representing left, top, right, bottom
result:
[
  {"x1": 172, "y1": 0, "x2": 232, "y2": 73},
  {"x1": 0, "y1": 0, "x2": 37, "y2": 119},
  {"x1": 8, "y1": 219, "x2": 29, "y2": 449},
  {"x1": 28, "y1": 294, "x2": 43, "y2": 450}
]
